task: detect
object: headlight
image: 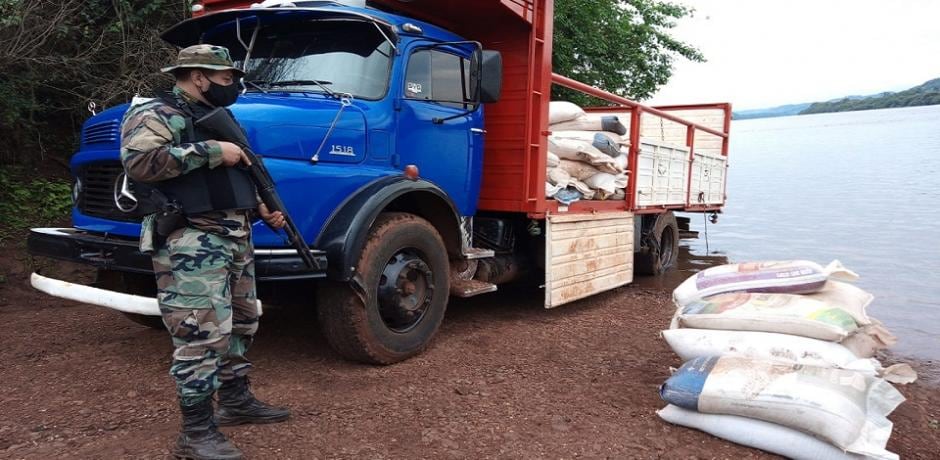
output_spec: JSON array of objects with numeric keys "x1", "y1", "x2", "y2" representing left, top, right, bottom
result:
[{"x1": 72, "y1": 177, "x2": 82, "y2": 205}]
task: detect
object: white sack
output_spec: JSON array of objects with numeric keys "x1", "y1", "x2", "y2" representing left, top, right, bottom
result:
[
  {"x1": 558, "y1": 159, "x2": 601, "y2": 181},
  {"x1": 657, "y1": 405, "x2": 872, "y2": 460},
  {"x1": 545, "y1": 182, "x2": 563, "y2": 198},
  {"x1": 546, "y1": 167, "x2": 571, "y2": 188},
  {"x1": 609, "y1": 188, "x2": 626, "y2": 201},
  {"x1": 548, "y1": 101, "x2": 585, "y2": 125},
  {"x1": 673, "y1": 260, "x2": 859, "y2": 307},
  {"x1": 548, "y1": 137, "x2": 621, "y2": 174},
  {"x1": 547, "y1": 151, "x2": 560, "y2": 168},
  {"x1": 670, "y1": 291, "x2": 861, "y2": 341},
  {"x1": 613, "y1": 153, "x2": 628, "y2": 171},
  {"x1": 662, "y1": 328, "x2": 875, "y2": 372},
  {"x1": 568, "y1": 178, "x2": 595, "y2": 200},
  {"x1": 552, "y1": 130, "x2": 625, "y2": 157},
  {"x1": 659, "y1": 356, "x2": 905, "y2": 459},
  {"x1": 551, "y1": 114, "x2": 627, "y2": 135},
  {"x1": 583, "y1": 172, "x2": 629, "y2": 194}
]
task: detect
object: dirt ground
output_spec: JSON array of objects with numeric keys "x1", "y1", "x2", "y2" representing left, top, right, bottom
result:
[{"x1": 1, "y1": 246, "x2": 938, "y2": 459}]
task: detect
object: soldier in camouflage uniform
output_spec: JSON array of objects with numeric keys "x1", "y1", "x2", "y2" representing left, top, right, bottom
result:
[{"x1": 120, "y1": 44, "x2": 289, "y2": 460}]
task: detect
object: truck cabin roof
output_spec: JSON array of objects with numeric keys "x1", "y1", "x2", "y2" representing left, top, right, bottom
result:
[{"x1": 162, "y1": 3, "x2": 466, "y2": 49}]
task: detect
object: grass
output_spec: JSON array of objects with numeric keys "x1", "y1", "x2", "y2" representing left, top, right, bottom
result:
[{"x1": 0, "y1": 166, "x2": 72, "y2": 246}]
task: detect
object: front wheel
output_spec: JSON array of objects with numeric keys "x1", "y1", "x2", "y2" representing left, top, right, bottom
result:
[{"x1": 317, "y1": 212, "x2": 451, "y2": 364}]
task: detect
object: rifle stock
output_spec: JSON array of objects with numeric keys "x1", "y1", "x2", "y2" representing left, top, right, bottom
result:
[{"x1": 196, "y1": 108, "x2": 321, "y2": 271}]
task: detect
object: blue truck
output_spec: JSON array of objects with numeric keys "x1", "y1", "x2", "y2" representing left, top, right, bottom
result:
[{"x1": 28, "y1": 0, "x2": 732, "y2": 364}]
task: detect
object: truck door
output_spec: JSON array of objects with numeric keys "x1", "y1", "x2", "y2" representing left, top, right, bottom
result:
[{"x1": 396, "y1": 45, "x2": 484, "y2": 216}]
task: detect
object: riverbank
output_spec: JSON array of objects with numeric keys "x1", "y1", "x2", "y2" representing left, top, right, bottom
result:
[{"x1": 0, "y1": 246, "x2": 937, "y2": 459}]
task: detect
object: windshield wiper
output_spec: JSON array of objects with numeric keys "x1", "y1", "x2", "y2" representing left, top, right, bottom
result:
[{"x1": 263, "y1": 80, "x2": 335, "y2": 97}]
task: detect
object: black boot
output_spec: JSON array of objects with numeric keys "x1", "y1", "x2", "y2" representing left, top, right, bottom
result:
[
  {"x1": 216, "y1": 377, "x2": 290, "y2": 426},
  {"x1": 174, "y1": 398, "x2": 243, "y2": 460}
]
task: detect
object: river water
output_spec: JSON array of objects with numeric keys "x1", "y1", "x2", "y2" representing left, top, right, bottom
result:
[{"x1": 645, "y1": 105, "x2": 940, "y2": 362}]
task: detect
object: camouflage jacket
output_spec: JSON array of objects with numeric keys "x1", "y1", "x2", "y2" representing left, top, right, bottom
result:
[{"x1": 120, "y1": 86, "x2": 255, "y2": 253}]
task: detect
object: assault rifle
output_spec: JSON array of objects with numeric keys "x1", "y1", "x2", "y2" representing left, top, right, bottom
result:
[{"x1": 196, "y1": 108, "x2": 321, "y2": 270}]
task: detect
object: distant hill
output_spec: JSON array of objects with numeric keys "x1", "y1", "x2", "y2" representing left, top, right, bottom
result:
[
  {"x1": 733, "y1": 103, "x2": 811, "y2": 120},
  {"x1": 732, "y1": 78, "x2": 940, "y2": 120},
  {"x1": 800, "y1": 78, "x2": 940, "y2": 114}
]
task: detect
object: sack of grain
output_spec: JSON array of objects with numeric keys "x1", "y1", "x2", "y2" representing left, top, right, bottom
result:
[
  {"x1": 552, "y1": 130, "x2": 624, "y2": 157},
  {"x1": 672, "y1": 260, "x2": 859, "y2": 307},
  {"x1": 609, "y1": 188, "x2": 626, "y2": 201},
  {"x1": 552, "y1": 114, "x2": 628, "y2": 135},
  {"x1": 671, "y1": 291, "x2": 860, "y2": 341},
  {"x1": 613, "y1": 153, "x2": 628, "y2": 172},
  {"x1": 558, "y1": 159, "x2": 602, "y2": 181},
  {"x1": 660, "y1": 356, "x2": 904, "y2": 459},
  {"x1": 661, "y1": 328, "x2": 876, "y2": 371},
  {"x1": 548, "y1": 137, "x2": 621, "y2": 173},
  {"x1": 545, "y1": 182, "x2": 563, "y2": 198},
  {"x1": 584, "y1": 172, "x2": 628, "y2": 194},
  {"x1": 568, "y1": 178, "x2": 595, "y2": 200},
  {"x1": 549, "y1": 101, "x2": 585, "y2": 125},
  {"x1": 546, "y1": 167, "x2": 571, "y2": 187},
  {"x1": 547, "y1": 151, "x2": 560, "y2": 168},
  {"x1": 658, "y1": 405, "x2": 875, "y2": 460},
  {"x1": 552, "y1": 187, "x2": 582, "y2": 205}
]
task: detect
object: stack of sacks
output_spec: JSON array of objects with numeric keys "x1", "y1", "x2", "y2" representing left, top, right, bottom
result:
[
  {"x1": 546, "y1": 101, "x2": 629, "y2": 204},
  {"x1": 657, "y1": 260, "x2": 916, "y2": 460}
]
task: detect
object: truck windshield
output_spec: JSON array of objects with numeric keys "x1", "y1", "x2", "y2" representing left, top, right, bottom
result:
[{"x1": 223, "y1": 20, "x2": 393, "y2": 100}]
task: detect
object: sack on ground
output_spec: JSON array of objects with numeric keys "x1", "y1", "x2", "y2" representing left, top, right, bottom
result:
[
  {"x1": 673, "y1": 260, "x2": 859, "y2": 307},
  {"x1": 549, "y1": 101, "x2": 585, "y2": 125},
  {"x1": 660, "y1": 356, "x2": 904, "y2": 459},
  {"x1": 552, "y1": 114, "x2": 628, "y2": 135},
  {"x1": 658, "y1": 405, "x2": 874, "y2": 460},
  {"x1": 552, "y1": 130, "x2": 625, "y2": 157},
  {"x1": 662, "y1": 328, "x2": 877, "y2": 372},
  {"x1": 670, "y1": 291, "x2": 860, "y2": 341}
]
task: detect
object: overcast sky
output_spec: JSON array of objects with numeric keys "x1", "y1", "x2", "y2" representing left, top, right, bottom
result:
[{"x1": 647, "y1": 0, "x2": 940, "y2": 110}]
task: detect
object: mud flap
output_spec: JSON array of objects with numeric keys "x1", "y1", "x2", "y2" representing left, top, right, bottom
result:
[{"x1": 543, "y1": 212, "x2": 634, "y2": 308}]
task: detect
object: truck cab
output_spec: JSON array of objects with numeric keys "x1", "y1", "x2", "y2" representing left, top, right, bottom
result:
[{"x1": 28, "y1": 0, "x2": 732, "y2": 364}]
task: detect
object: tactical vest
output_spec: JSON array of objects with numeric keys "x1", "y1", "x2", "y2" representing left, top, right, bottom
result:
[{"x1": 133, "y1": 93, "x2": 257, "y2": 215}]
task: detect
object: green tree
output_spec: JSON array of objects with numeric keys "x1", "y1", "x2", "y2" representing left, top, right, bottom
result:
[{"x1": 552, "y1": 0, "x2": 703, "y2": 106}]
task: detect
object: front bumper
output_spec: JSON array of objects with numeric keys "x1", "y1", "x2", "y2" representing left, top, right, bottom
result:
[{"x1": 27, "y1": 227, "x2": 328, "y2": 281}]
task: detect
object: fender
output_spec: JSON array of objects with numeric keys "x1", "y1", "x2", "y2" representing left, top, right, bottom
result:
[{"x1": 315, "y1": 175, "x2": 462, "y2": 281}]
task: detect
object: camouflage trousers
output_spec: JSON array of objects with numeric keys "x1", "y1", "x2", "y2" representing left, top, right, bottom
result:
[{"x1": 152, "y1": 227, "x2": 259, "y2": 406}]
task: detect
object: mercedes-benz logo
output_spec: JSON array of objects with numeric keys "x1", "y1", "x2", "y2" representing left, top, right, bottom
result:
[{"x1": 113, "y1": 172, "x2": 139, "y2": 212}]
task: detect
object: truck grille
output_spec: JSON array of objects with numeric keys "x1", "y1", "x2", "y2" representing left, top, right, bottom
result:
[
  {"x1": 78, "y1": 161, "x2": 141, "y2": 222},
  {"x1": 82, "y1": 120, "x2": 120, "y2": 146}
]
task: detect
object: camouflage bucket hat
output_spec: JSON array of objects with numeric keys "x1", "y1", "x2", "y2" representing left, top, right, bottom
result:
[{"x1": 161, "y1": 44, "x2": 244, "y2": 76}]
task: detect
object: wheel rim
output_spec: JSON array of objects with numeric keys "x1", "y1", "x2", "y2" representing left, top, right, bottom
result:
[
  {"x1": 659, "y1": 226, "x2": 676, "y2": 268},
  {"x1": 376, "y1": 250, "x2": 435, "y2": 333}
]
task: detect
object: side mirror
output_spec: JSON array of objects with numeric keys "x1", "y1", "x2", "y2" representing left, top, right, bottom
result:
[{"x1": 477, "y1": 50, "x2": 502, "y2": 103}]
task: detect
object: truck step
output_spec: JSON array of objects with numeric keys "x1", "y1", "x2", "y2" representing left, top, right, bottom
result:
[
  {"x1": 463, "y1": 247, "x2": 495, "y2": 260},
  {"x1": 450, "y1": 279, "x2": 498, "y2": 298}
]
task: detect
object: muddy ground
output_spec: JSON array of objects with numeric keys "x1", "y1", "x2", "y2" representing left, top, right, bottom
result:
[{"x1": 1, "y1": 246, "x2": 938, "y2": 459}]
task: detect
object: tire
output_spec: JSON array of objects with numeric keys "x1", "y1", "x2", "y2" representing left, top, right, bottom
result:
[
  {"x1": 635, "y1": 212, "x2": 679, "y2": 276},
  {"x1": 317, "y1": 212, "x2": 451, "y2": 364},
  {"x1": 95, "y1": 270, "x2": 165, "y2": 330}
]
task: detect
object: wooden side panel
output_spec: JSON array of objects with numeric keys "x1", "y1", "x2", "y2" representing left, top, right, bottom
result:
[{"x1": 545, "y1": 212, "x2": 634, "y2": 308}]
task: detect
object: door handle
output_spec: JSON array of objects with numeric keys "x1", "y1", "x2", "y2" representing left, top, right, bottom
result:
[{"x1": 470, "y1": 128, "x2": 487, "y2": 134}]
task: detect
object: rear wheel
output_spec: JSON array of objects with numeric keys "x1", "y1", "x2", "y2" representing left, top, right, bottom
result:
[
  {"x1": 317, "y1": 212, "x2": 451, "y2": 364},
  {"x1": 95, "y1": 270, "x2": 164, "y2": 330},
  {"x1": 635, "y1": 212, "x2": 679, "y2": 275}
]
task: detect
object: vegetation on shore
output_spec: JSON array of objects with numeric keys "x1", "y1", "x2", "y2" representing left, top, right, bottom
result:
[
  {"x1": 800, "y1": 78, "x2": 940, "y2": 115},
  {"x1": 734, "y1": 77, "x2": 940, "y2": 120}
]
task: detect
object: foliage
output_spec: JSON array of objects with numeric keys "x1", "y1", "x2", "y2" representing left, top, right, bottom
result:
[
  {"x1": 0, "y1": 167, "x2": 72, "y2": 245},
  {"x1": 800, "y1": 78, "x2": 940, "y2": 115},
  {"x1": 552, "y1": 0, "x2": 703, "y2": 106},
  {"x1": 0, "y1": 0, "x2": 192, "y2": 166}
]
